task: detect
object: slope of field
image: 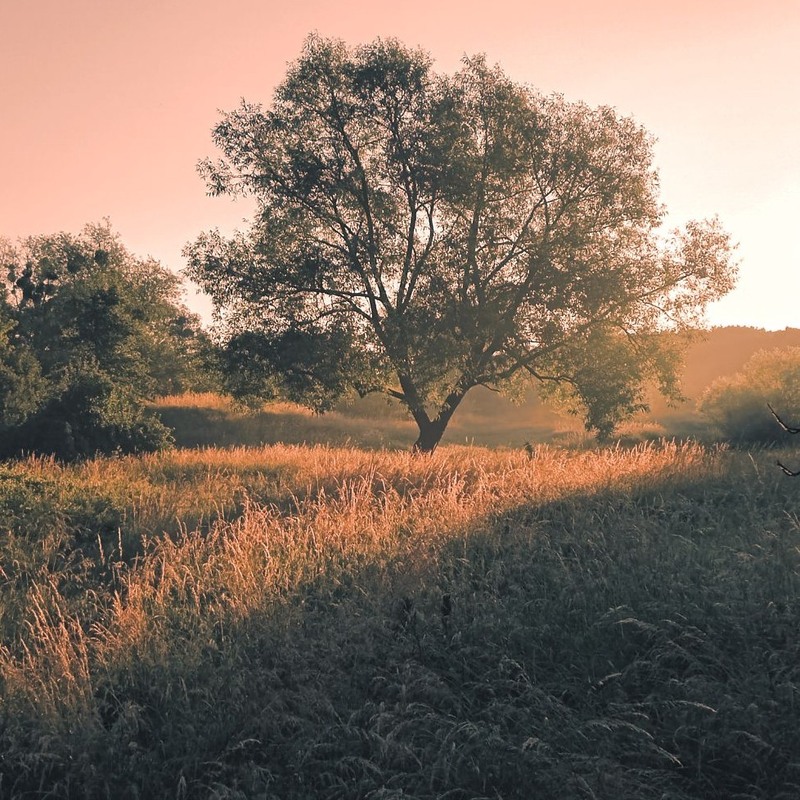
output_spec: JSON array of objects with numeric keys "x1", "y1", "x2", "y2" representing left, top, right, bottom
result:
[
  {"x1": 680, "y1": 326, "x2": 800, "y2": 400},
  {"x1": 153, "y1": 391, "x2": 586, "y2": 450},
  {"x1": 2, "y1": 441, "x2": 800, "y2": 798},
  {"x1": 149, "y1": 327, "x2": 800, "y2": 452}
]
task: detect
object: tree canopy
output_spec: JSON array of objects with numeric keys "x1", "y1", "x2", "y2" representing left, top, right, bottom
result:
[
  {"x1": 186, "y1": 35, "x2": 737, "y2": 451},
  {"x1": 0, "y1": 222, "x2": 216, "y2": 459}
]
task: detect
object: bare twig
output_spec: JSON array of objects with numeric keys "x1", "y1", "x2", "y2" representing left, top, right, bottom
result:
[
  {"x1": 768, "y1": 402, "x2": 800, "y2": 434},
  {"x1": 769, "y1": 403, "x2": 800, "y2": 476}
]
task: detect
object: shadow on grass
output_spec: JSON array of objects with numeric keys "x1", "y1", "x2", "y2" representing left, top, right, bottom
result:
[
  {"x1": 155, "y1": 402, "x2": 418, "y2": 450},
  {"x1": 3, "y1": 451, "x2": 800, "y2": 798},
  {"x1": 154, "y1": 392, "x2": 709, "y2": 454}
]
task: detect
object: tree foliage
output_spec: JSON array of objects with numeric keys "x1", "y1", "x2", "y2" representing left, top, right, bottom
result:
[
  {"x1": 186, "y1": 35, "x2": 737, "y2": 451},
  {"x1": 700, "y1": 347, "x2": 800, "y2": 444},
  {"x1": 0, "y1": 222, "x2": 216, "y2": 459}
]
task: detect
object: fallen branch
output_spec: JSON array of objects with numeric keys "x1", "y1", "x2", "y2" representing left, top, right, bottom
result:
[{"x1": 777, "y1": 460, "x2": 800, "y2": 477}]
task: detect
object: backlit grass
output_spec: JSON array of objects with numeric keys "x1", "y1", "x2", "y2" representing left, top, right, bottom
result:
[
  {"x1": 2, "y1": 439, "x2": 800, "y2": 798},
  {"x1": 150, "y1": 390, "x2": 587, "y2": 450}
]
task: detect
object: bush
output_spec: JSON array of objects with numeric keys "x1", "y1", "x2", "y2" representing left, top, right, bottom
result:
[
  {"x1": 0, "y1": 223, "x2": 218, "y2": 459},
  {"x1": 0, "y1": 368, "x2": 173, "y2": 460},
  {"x1": 699, "y1": 347, "x2": 800, "y2": 443}
]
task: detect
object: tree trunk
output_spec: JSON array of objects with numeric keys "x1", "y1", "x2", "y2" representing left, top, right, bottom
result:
[
  {"x1": 410, "y1": 389, "x2": 470, "y2": 453},
  {"x1": 399, "y1": 373, "x2": 472, "y2": 454},
  {"x1": 412, "y1": 417, "x2": 449, "y2": 453}
]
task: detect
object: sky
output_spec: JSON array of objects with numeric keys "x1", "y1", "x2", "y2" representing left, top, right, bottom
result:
[{"x1": 2, "y1": 0, "x2": 799, "y2": 329}]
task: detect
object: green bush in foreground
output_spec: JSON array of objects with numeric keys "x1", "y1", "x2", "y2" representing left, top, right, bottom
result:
[{"x1": 1, "y1": 367, "x2": 173, "y2": 460}]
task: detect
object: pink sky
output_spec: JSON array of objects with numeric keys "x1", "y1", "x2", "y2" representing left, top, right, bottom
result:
[{"x1": 2, "y1": 0, "x2": 799, "y2": 328}]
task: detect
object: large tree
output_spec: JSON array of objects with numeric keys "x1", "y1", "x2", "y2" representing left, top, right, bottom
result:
[{"x1": 185, "y1": 35, "x2": 737, "y2": 451}]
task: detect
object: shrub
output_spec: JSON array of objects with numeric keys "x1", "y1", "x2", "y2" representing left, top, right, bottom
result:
[
  {"x1": 699, "y1": 347, "x2": 800, "y2": 443},
  {"x1": 0, "y1": 368, "x2": 173, "y2": 460},
  {"x1": 0, "y1": 223, "x2": 216, "y2": 459}
]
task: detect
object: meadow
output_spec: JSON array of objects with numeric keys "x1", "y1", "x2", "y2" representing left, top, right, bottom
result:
[{"x1": 2, "y1": 396, "x2": 800, "y2": 798}]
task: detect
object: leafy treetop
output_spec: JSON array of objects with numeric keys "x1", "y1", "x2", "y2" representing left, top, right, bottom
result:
[{"x1": 185, "y1": 35, "x2": 737, "y2": 450}]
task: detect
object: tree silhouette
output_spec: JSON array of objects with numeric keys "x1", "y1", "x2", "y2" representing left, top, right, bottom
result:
[{"x1": 186, "y1": 35, "x2": 737, "y2": 452}]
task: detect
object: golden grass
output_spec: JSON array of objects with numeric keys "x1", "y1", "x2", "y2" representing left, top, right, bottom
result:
[
  {"x1": 150, "y1": 390, "x2": 588, "y2": 450},
  {"x1": 3, "y1": 439, "x2": 800, "y2": 797},
  {"x1": 5, "y1": 438, "x2": 715, "y2": 541},
  {"x1": 1, "y1": 441, "x2": 716, "y2": 702},
  {"x1": 152, "y1": 391, "x2": 240, "y2": 411}
]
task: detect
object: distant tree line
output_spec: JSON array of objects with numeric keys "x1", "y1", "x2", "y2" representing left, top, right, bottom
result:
[{"x1": 0, "y1": 222, "x2": 218, "y2": 460}]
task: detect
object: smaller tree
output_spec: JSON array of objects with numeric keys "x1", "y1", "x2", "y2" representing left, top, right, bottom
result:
[
  {"x1": 699, "y1": 347, "x2": 800, "y2": 444},
  {"x1": 0, "y1": 300, "x2": 47, "y2": 428},
  {"x1": 0, "y1": 222, "x2": 211, "y2": 459}
]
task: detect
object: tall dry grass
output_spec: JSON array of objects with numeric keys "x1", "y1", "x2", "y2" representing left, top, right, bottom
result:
[{"x1": 2, "y1": 440, "x2": 800, "y2": 797}]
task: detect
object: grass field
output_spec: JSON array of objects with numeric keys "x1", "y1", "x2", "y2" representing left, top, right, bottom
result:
[{"x1": 2, "y1": 401, "x2": 800, "y2": 798}]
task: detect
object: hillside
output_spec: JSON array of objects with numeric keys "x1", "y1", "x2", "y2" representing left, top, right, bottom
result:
[
  {"x1": 449, "y1": 325, "x2": 800, "y2": 437},
  {"x1": 680, "y1": 326, "x2": 800, "y2": 400}
]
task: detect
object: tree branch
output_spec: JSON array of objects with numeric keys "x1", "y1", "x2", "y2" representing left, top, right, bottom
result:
[
  {"x1": 777, "y1": 461, "x2": 800, "y2": 477},
  {"x1": 768, "y1": 402, "x2": 800, "y2": 434},
  {"x1": 768, "y1": 404, "x2": 800, "y2": 476}
]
